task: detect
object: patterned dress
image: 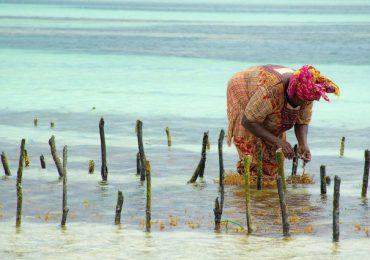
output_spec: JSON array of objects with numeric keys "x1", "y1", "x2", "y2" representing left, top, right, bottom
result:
[{"x1": 227, "y1": 65, "x2": 313, "y2": 179}]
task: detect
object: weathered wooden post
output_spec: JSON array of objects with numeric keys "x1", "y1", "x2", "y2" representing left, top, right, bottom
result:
[
  {"x1": 320, "y1": 165, "x2": 327, "y2": 194},
  {"x1": 1, "y1": 152, "x2": 11, "y2": 176},
  {"x1": 215, "y1": 130, "x2": 225, "y2": 231},
  {"x1": 136, "y1": 152, "x2": 141, "y2": 176},
  {"x1": 199, "y1": 131, "x2": 208, "y2": 178},
  {"x1": 213, "y1": 197, "x2": 222, "y2": 231},
  {"x1": 16, "y1": 139, "x2": 26, "y2": 228},
  {"x1": 219, "y1": 131, "x2": 225, "y2": 209},
  {"x1": 136, "y1": 120, "x2": 146, "y2": 181},
  {"x1": 276, "y1": 148, "x2": 286, "y2": 190},
  {"x1": 206, "y1": 130, "x2": 210, "y2": 150},
  {"x1": 257, "y1": 141, "x2": 263, "y2": 190},
  {"x1": 88, "y1": 160, "x2": 94, "y2": 174},
  {"x1": 115, "y1": 191, "x2": 124, "y2": 225},
  {"x1": 165, "y1": 127, "x2": 172, "y2": 147},
  {"x1": 24, "y1": 149, "x2": 30, "y2": 167},
  {"x1": 291, "y1": 144, "x2": 298, "y2": 176},
  {"x1": 145, "y1": 161, "x2": 151, "y2": 232},
  {"x1": 48, "y1": 135, "x2": 63, "y2": 177},
  {"x1": 40, "y1": 154, "x2": 46, "y2": 169},
  {"x1": 218, "y1": 129, "x2": 225, "y2": 188},
  {"x1": 243, "y1": 155, "x2": 252, "y2": 234},
  {"x1": 340, "y1": 137, "x2": 345, "y2": 157},
  {"x1": 61, "y1": 146, "x2": 69, "y2": 227},
  {"x1": 361, "y1": 149, "x2": 370, "y2": 197},
  {"x1": 99, "y1": 118, "x2": 108, "y2": 181},
  {"x1": 333, "y1": 175, "x2": 341, "y2": 242},
  {"x1": 188, "y1": 132, "x2": 208, "y2": 183},
  {"x1": 277, "y1": 176, "x2": 290, "y2": 237}
]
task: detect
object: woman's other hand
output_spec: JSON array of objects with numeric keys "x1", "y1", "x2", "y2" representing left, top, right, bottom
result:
[
  {"x1": 298, "y1": 144, "x2": 311, "y2": 163},
  {"x1": 276, "y1": 140, "x2": 294, "y2": 159}
]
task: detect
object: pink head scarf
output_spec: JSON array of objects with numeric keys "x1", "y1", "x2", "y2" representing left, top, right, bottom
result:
[{"x1": 287, "y1": 65, "x2": 340, "y2": 102}]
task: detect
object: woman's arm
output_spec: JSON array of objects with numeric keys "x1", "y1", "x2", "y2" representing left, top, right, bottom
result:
[
  {"x1": 241, "y1": 115, "x2": 294, "y2": 159},
  {"x1": 294, "y1": 124, "x2": 311, "y2": 162}
]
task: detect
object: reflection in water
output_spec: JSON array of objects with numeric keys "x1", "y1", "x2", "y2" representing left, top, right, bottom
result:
[
  {"x1": 97, "y1": 180, "x2": 110, "y2": 198},
  {"x1": 222, "y1": 185, "x2": 319, "y2": 236},
  {"x1": 190, "y1": 179, "x2": 207, "y2": 191},
  {"x1": 331, "y1": 242, "x2": 341, "y2": 256},
  {"x1": 359, "y1": 197, "x2": 368, "y2": 207},
  {"x1": 143, "y1": 232, "x2": 154, "y2": 256},
  {"x1": 320, "y1": 194, "x2": 328, "y2": 204}
]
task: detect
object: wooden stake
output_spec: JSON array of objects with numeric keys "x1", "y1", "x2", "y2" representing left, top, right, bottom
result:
[
  {"x1": 136, "y1": 120, "x2": 146, "y2": 181},
  {"x1": 277, "y1": 176, "x2": 290, "y2": 237},
  {"x1": 33, "y1": 117, "x2": 38, "y2": 127},
  {"x1": 61, "y1": 146, "x2": 69, "y2": 227},
  {"x1": 115, "y1": 191, "x2": 124, "y2": 225},
  {"x1": 99, "y1": 118, "x2": 108, "y2": 181},
  {"x1": 136, "y1": 152, "x2": 141, "y2": 176},
  {"x1": 361, "y1": 149, "x2": 370, "y2": 197},
  {"x1": 340, "y1": 137, "x2": 345, "y2": 157},
  {"x1": 1, "y1": 152, "x2": 11, "y2": 176},
  {"x1": 243, "y1": 155, "x2": 253, "y2": 234},
  {"x1": 206, "y1": 130, "x2": 210, "y2": 150},
  {"x1": 291, "y1": 144, "x2": 298, "y2": 176},
  {"x1": 188, "y1": 132, "x2": 208, "y2": 183},
  {"x1": 16, "y1": 139, "x2": 26, "y2": 228},
  {"x1": 24, "y1": 149, "x2": 30, "y2": 167},
  {"x1": 48, "y1": 135, "x2": 63, "y2": 178},
  {"x1": 145, "y1": 161, "x2": 151, "y2": 232},
  {"x1": 320, "y1": 165, "x2": 327, "y2": 194},
  {"x1": 199, "y1": 131, "x2": 208, "y2": 178},
  {"x1": 40, "y1": 154, "x2": 46, "y2": 169},
  {"x1": 218, "y1": 130, "x2": 225, "y2": 212},
  {"x1": 333, "y1": 175, "x2": 341, "y2": 242},
  {"x1": 218, "y1": 129, "x2": 225, "y2": 188},
  {"x1": 257, "y1": 141, "x2": 263, "y2": 190},
  {"x1": 88, "y1": 160, "x2": 94, "y2": 174},
  {"x1": 165, "y1": 127, "x2": 172, "y2": 147},
  {"x1": 276, "y1": 148, "x2": 286, "y2": 190},
  {"x1": 215, "y1": 130, "x2": 225, "y2": 231},
  {"x1": 213, "y1": 197, "x2": 222, "y2": 231}
]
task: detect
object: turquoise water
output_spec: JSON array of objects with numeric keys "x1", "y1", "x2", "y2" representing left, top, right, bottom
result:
[{"x1": 1, "y1": 0, "x2": 370, "y2": 259}]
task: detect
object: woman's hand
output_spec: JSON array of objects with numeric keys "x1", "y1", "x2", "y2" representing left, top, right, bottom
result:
[
  {"x1": 294, "y1": 124, "x2": 311, "y2": 162},
  {"x1": 298, "y1": 144, "x2": 311, "y2": 163},
  {"x1": 276, "y1": 139, "x2": 294, "y2": 159},
  {"x1": 242, "y1": 117, "x2": 295, "y2": 159}
]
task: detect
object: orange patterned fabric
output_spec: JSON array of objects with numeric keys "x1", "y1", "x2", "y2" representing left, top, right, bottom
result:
[{"x1": 226, "y1": 65, "x2": 313, "y2": 177}]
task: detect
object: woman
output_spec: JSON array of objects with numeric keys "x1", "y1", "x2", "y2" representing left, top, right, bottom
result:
[{"x1": 227, "y1": 64, "x2": 340, "y2": 179}]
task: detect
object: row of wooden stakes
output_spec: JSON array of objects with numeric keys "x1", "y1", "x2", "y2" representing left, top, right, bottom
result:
[
  {"x1": 213, "y1": 135, "x2": 369, "y2": 242},
  {"x1": 1, "y1": 118, "x2": 369, "y2": 242}
]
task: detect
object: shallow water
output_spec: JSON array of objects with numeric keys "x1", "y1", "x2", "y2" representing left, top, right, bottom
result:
[{"x1": 1, "y1": 0, "x2": 370, "y2": 259}]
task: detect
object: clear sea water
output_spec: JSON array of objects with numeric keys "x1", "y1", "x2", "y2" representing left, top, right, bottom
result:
[{"x1": 1, "y1": 0, "x2": 370, "y2": 259}]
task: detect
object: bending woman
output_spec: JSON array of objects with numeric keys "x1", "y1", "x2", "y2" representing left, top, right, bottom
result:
[{"x1": 227, "y1": 64, "x2": 340, "y2": 180}]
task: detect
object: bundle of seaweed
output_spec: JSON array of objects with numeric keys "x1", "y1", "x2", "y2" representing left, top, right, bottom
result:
[
  {"x1": 286, "y1": 174, "x2": 314, "y2": 184},
  {"x1": 223, "y1": 171, "x2": 314, "y2": 187},
  {"x1": 223, "y1": 172, "x2": 276, "y2": 188}
]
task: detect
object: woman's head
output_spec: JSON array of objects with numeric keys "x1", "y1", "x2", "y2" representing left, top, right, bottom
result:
[{"x1": 287, "y1": 65, "x2": 340, "y2": 102}]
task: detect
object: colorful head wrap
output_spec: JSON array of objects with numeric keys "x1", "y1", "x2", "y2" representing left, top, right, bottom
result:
[{"x1": 287, "y1": 65, "x2": 340, "y2": 102}]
